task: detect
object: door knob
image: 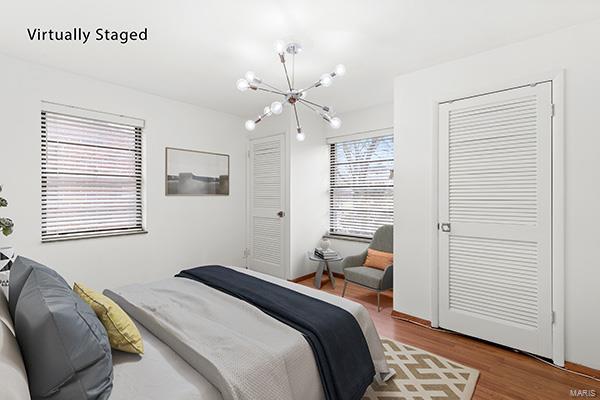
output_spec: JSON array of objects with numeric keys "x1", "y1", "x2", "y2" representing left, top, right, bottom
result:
[
  {"x1": 440, "y1": 223, "x2": 451, "y2": 232},
  {"x1": 277, "y1": 211, "x2": 285, "y2": 218}
]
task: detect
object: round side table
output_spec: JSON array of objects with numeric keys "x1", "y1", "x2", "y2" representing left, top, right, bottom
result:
[{"x1": 307, "y1": 252, "x2": 343, "y2": 289}]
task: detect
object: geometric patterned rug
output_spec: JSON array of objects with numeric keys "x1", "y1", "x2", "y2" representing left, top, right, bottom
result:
[{"x1": 363, "y1": 338, "x2": 479, "y2": 400}]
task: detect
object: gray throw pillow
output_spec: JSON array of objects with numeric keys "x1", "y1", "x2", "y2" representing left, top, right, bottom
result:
[{"x1": 13, "y1": 258, "x2": 113, "y2": 400}]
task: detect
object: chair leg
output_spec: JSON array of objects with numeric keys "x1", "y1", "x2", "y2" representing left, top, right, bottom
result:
[
  {"x1": 342, "y1": 281, "x2": 348, "y2": 297},
  {"x1": 377, "y1": 291, "x2": 381, "y2": 312}
]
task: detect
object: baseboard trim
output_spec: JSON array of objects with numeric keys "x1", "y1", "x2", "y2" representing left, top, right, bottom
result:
[
  {"x1": 391, "y1": 310, "x2": 432, "y2": 327},
  {"x1": 289, "y1": 271, "x2": 345, "y2": 283},
  {"x1": 565, "y1": 361, "x2": 600, "y2": 380},
  {"x1": 289, "y1": 272, "x2": 316, "y2": 283}
]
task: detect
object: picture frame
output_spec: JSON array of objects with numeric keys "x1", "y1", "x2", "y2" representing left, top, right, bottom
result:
[{"x1": 165, "y1": 147, "x2": 230, "y2": 196}]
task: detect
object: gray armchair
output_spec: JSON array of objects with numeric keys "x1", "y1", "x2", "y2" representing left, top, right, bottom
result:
[{"x1": 341, "y1": 225, "x2": 393, "y2": 311}]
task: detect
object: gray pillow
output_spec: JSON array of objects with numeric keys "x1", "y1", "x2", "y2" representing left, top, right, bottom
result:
[
  {"x1": 13, "y1": 258, "x2": 113, "y2": 400},
  {"x1": 8, "y1": 256, "x2": 38, "y2": 318}
]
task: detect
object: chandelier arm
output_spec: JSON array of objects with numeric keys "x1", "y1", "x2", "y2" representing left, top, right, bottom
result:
[
  {"x1": 297, "y1": 100, "x2": 319, "y2": 113},
  {"x1": 298, "y1": 98, "x2": 330, "y2": 112},
  {"x1": 292, "y1": 53, "x2": 295, "y2": 88},
  {"x1": 259, "y1": 81, "x2": 285, "y2": 93},
  {"x1": 281, "y1": 60, "x2": 293, "y2": 91},
  {"x1": 298, "y1": 81, "x2": 320, "y2": 93},
  {"x1": 255, "y1": 87, "x2": 287, "y2": 96},
  {"x1": 292, "y1": 103, "x2": 302, "y2": 131}
]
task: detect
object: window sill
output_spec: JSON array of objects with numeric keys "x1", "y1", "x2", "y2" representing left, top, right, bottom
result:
[
  {"x1": 324, "y1": 234, "x2": 372, "y2": 244},
  {"x1": 42, "y1": 229, "x2": 148, "y2": 243}
]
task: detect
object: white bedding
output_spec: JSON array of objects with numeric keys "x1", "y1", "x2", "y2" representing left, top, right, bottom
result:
[{"x1": 107, "y1": 266, "x2": 389, "y2": 400}]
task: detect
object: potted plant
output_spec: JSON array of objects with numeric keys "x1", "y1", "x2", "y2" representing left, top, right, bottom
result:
[
  {"x1": 0, "y1": 185, "x2": 15, "y2": 294},
  {"x1": 0, "y1": 185, "x2": 14, "y2": 237}
]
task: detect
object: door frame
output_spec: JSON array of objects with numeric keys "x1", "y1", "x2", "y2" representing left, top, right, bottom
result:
[
  {"x1": 430, "y1": 70, "x2": 565, "y2": 365},
  {"x1": 245, "y1": 132, "x2": 290, "y2": 279}
]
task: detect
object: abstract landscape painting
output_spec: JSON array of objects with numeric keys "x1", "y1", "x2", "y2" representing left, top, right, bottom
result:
[{"x1": 166, "y1": 147, "x2": 230, "y2": 195}]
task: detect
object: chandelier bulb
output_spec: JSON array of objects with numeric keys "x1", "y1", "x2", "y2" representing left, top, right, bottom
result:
[
  {"x1": 296, "y1": 129, "x2": 306, "y2": 142},
  {"x1": 245, "y1": 71, "x2": 261, "y2": 84},
  {"x1": 319, "y1": 74, "x2": 333, "y2": 87},
  {"x1": 236, "y1": 78, "x2": 250, "y2": 92},
  {"x1": 274, "y1": 40, "x2": 286, "y2": 54},
  {"x1": 329, "y1": 117, "x2": 342, "y2": 129},
  {"x1": 270, "y1": 101, "x2": 283, "y2": 115},
  {"x1": 245, "y1": 120, "x2": 256, "y2": 131},
  {"x1": 334, "y1": 64, "x2": 346, "y2": 77}
]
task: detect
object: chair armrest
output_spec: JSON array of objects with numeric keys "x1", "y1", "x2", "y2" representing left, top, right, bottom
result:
[
  {"x1": 341, "y1": 250, "x2": 368, "y2": 271},
  {"x1": 380, "y1": 264, "x2": 393, "y2": 290}
]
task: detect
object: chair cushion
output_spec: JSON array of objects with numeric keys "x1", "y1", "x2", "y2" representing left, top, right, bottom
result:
[
  {"x1": 344, "y1": 266, "x2": 385, "y2": 289},
  {"x1": 74, "y1": 282, "x2": 144, "y2": 354},
  {"x1": 370, "y1": 224, "x2": 393, "y2": 253},
  {"x1": 13, "y1": 257, "x2": 113, "y2": 399},
  {"x1": 364, "y1": 249, "x2": 393, "y2": 271}
]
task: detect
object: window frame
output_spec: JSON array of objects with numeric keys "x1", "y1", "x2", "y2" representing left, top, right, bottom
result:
[
  {"x1": 328, "y1": 134, "x2": 394, "y2": 240},
  {"x1": 41, "y1": 109, "x2": 146, "y2": 242}
]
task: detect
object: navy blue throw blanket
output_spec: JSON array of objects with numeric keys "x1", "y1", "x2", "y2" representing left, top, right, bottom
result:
[{"x1": 176, "y1": 265, "x2": 375, "y2": 400}]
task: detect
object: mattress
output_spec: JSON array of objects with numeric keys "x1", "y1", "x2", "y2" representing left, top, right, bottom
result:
[{"x1": 111, "y1": 322, "x2": 222, "y2": 400}]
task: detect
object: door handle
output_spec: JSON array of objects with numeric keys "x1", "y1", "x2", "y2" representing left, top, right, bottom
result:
[
  {"x1": 277, "y1": 211, "x2": 285, "y2": 218},
  {"x1": 440, "y1": 223, "x2": 451, "y2": 232}
]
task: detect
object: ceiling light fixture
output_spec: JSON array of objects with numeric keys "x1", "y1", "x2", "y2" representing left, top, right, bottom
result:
[{"x1": 237, "y1": 41, "x2": 345, "y2": 141}]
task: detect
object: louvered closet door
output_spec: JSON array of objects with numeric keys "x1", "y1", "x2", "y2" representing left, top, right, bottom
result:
[
  {"x1": 438, "y1": 82, "x2": 553, "y2": 358},
  {"x1": 248, "y1": 134, "x2": 286, "y2": 278}
]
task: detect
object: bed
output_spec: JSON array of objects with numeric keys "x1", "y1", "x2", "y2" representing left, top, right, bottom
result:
[
  {"x1": 112, "y1": 323, "x2": 222, "y2": 400},
  {"x1": 3, "y1": 258, "x2": 390, "y2": 400}
]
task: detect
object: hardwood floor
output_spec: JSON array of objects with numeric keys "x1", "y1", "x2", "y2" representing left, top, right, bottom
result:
[{"x1": 297, "y1": 276, "x2": 600, "y2": 400}]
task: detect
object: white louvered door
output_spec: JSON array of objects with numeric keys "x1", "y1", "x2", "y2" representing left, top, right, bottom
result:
[
  {"x1": 248, "y1": 134, "x2": 286, "y2": 278},
  {"x1": 438, "y1": 83, "x2": 553, "y2": 358}
]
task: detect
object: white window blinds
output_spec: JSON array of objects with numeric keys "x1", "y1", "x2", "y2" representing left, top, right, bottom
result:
[
  {"x1": 41, "y1": 111, "x2": 144, "y2": 242},
  {"x1": 329, "y1": 134, "x2": 394, "y2": 239}
]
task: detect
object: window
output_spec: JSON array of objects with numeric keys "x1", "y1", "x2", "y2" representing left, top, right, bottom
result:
[
  {"x1": 329, "y1": 135, "x2": 394, "y2": 239},
  {"x1": 41, "y1": 110, "x2": 144, "y2": 242}
]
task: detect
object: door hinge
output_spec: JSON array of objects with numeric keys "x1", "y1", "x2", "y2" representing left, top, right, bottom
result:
[
  {"x1": 247, "y1": 150, "x2": 251, "y2": 158},
  {"x1": 551, "y1": 311, "x2": 556, "y2": 324},
  {"x1": 243, "y1": 248, "x2": 250, "y2": 258},
  {"x1": 550, "y1": 103, "x2": 555, "y2": 117}
]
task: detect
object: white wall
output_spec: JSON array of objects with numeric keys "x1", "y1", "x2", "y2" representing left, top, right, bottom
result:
[
  {"x1": 0, "y1": 54, "x2": 248, "y2": 290},
  {"x1": 288, "y1": 115, "x2": 329, "y2": 279},
  {"x1": 393, "y1": 20, "x2": 600, "y2": 369}
]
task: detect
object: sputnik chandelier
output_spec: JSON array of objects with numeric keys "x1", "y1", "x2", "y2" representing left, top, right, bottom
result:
[{"x1": 236, "y1": 40, "x2": 345, "y2": 141}]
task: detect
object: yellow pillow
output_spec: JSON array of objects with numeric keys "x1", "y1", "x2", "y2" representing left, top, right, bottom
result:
[
  {"x1": 73, "y1": 282, "x2": 144, "y2": 354},
  {"x1": 364, "y1": 248, "x2": 393, "y2": 271}
]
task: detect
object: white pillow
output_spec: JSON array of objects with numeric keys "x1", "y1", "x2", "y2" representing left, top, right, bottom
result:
[{"x1": 0, "y1": 320, "x2": 30, "y2": 400}]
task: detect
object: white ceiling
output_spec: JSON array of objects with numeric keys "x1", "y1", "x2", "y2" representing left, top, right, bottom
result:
[{"x1": 2, "y1": 0, "x2": 600, "y2": 118}]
